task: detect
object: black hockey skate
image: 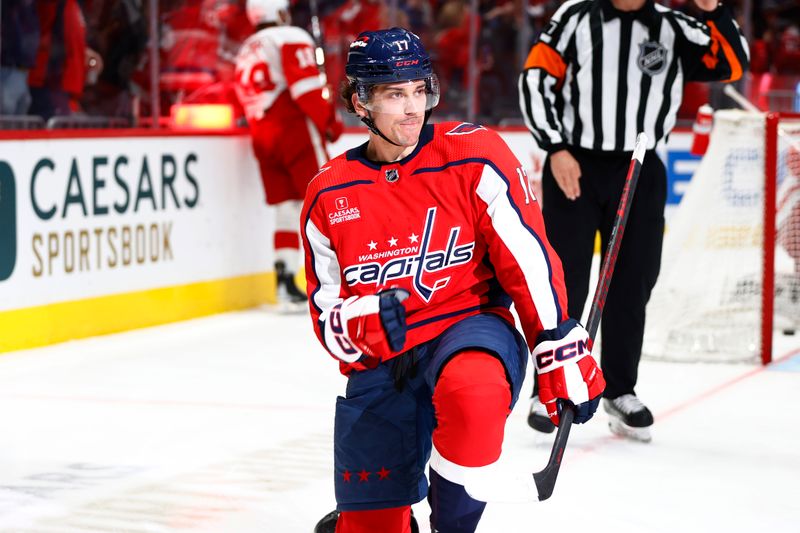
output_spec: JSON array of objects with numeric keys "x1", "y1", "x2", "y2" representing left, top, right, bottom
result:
[
  {"x1": 313, "y1": 510, "x2": 339, "y2": 533},
  {"x1": 527, "y1": 395, "x2": 556, "y2": 434},
  {"x1": 275, "y1": 260, "x2": 307, "y2": 311},
  {"x1": 603, "y1": 394, "x2": 653, "y2": 443},
  {"x1": 313, "y1": 509, "x2": 420, "y2": 533}
]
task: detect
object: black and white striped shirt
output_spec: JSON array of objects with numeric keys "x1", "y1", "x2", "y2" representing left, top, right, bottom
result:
[{"x1": 518, "y1": 0, "x2": 749, "y2": 153}]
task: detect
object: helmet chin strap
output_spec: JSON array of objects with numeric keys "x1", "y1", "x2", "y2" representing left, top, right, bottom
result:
[
  {"x1": 360, "y1": 112, "x2": 402, "y2": 147},
  {"x1": 360, "y1": 109, "x2": 434, "y2": 149}
]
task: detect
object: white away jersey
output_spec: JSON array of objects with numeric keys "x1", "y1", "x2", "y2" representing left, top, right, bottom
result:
[{"x1": 234, "y1": 25, "x2": 325, "y2": 122}]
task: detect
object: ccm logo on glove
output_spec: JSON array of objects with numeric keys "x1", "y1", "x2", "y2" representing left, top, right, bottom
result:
[
  {"x1": 532, "y1": 318, "x2": 605, "y2": 425},
  {"x1": 535, "y1": 337, "x2": 590, "y2": 369}
]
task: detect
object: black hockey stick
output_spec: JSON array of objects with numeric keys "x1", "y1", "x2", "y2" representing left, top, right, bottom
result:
[{"x1": 532, "y1": 132, "x2": 648, "y2": 501}]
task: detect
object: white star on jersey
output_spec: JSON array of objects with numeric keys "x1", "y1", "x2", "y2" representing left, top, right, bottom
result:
[
  {"x1": 388, "y1": 237, "x2": 398, "y2": 247},
  {"x1": 368, "y1": 240, "x2": 378, "y2": 250},
  {"x1": 409, "y1": 233, "x2": 419, "y2": 243}
]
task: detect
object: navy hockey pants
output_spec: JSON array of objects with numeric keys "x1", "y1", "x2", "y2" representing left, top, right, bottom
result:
[{"x1": 332, "y1": 313, "x2": 527, "y2": 523}]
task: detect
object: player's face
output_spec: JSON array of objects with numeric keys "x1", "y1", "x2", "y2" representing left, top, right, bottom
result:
[{"x1": 368, "y1": 80, "x2": 427, "y2": 145}]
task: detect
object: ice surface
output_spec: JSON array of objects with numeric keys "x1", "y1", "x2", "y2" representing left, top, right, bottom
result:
[{"x1": 0, "y1": 309, "x2": 798, "y2": 533}]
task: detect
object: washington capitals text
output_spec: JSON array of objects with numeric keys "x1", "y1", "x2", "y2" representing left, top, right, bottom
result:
[{"x1": 343, "y1": 207, "x2": 475, "y2": 302}]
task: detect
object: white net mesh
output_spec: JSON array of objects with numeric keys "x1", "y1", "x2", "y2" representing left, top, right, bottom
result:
[
  {"x1": 775, "y1": 118, "x2": 800, "y2": 333},
  {"x1": 643, "y1": 110, "x2": 800, "y2": 363}
]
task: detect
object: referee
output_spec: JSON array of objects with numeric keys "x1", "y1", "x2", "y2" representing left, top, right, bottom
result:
[{"x1": 519, "y1": 0, "x2": 748, "y2": 442}]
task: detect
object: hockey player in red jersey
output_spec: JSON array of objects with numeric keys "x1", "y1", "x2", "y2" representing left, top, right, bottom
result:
[
  {"x1": 234, "y1": 0, "x2": 343, "y2": 308},
  {"x1": 304, "y1": 28, "x2": 605, "y2": 533}
]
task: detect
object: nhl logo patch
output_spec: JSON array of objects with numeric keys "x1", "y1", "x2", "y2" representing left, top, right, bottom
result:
[
  {"x1": 637, "y1": 41, "x2": 667, "y2": 76},
  {"x1": 385, "y1": 169, "x2": 399, "y2": 182}
]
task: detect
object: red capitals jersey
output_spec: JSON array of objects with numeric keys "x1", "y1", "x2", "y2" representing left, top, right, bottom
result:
[
  {"x1": 302, "y1": 122, "x2": 569, "y2": 374},
  {"x1": 234, "y1": 25, "x2": 338, "y2": 137}
]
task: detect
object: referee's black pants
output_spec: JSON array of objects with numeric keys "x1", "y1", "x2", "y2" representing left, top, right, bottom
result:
[{"x1": 539, "y1": 148, "x2": 667, "y2": 400}]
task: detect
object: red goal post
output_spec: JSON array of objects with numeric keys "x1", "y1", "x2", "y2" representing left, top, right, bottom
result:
[{"x1": 643, "y1": 110, "x2": 800, "y2": 365}]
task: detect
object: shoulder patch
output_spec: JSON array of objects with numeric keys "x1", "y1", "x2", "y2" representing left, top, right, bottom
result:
[
  {"x1": 445, "y1": 123, "x2": 487, "y2": 136},
  {"x1": 312, "y1": 166, "x2": 331, "y2": 180},
  {"x1": 308, "y1": 165, "x2": 331, "y2": 187}
]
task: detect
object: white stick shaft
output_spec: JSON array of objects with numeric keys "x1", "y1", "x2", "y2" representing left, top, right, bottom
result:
[{"x1": 723, "y1": 84, "x2": 761, "y2": 113}]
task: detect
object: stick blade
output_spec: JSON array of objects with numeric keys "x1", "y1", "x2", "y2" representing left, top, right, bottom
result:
[{"x1": 532, "y1": 467, "x2": 558, "y2": 501}]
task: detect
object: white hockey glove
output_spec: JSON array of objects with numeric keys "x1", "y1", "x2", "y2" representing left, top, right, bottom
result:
[
  {"x1": 322, "y1": 289, "x2": 409, "y2": 364},
  {"x1": 533, "y1": 319, "x2": 605, "y2": 425}
]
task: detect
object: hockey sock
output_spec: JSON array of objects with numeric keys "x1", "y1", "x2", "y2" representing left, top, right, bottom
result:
[
  {"x1": 335, "y1": 506, "x2": 412, "y2": 533},
  {"x1": 428, "y1": 468, "x2": 484, "y2": 533},
  {"x1": 428, "y1": 351, "x2": 512, "y2": 532},
  {"x1": 274, "y1": 233, "x2": 299, "y2": 265},
  {"x1": 274, "y1": 200, "x2": 302, "y2": 271}
]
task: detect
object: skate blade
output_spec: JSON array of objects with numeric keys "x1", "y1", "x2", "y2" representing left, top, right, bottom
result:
[{"x1": 608, "y1": 417, "x2": 652, "y2": 443}]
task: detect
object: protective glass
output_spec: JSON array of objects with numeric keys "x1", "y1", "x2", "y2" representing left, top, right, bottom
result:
[{"x1": 356, "y1": 76, "x2": 440, "y2": 114}]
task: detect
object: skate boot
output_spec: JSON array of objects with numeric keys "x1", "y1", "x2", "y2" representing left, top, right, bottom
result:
[
  {"x1": 313, "y1": 509, "x2": 419, "y2": 533},
  {"x1": 275, "y1": 260, "x2": 307, "y2": 312},
  {"x1": 603, "y1": 394, "x2": 653, "y2": 443},
  {"x1": 527, "y1": 395, "x2": 556, "y2": 434},
  {"x1": 313, "y1": 510, "x2": 338, "y2": 533}
]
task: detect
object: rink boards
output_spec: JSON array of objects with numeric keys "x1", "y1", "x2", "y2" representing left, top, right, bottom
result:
[
  {"x1": 0, "y1": 131, "x2": 274, "y2": 352},
  {"x1": 0, "y1": 127, "x2": 696, "y2": 352}
]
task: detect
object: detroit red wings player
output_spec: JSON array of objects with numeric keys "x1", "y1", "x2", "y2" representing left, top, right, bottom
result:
[
  {"x1": 234, "y1": 0, "x2": 343, "y2": 308},
  {"x1": 304, "y1": 28, "x2": 605, "y2": 533}
]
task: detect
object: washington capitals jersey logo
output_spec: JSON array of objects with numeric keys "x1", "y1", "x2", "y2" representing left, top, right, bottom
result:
[{"x1": 342, "y1": 207, "x2": 475, "y2": 302}]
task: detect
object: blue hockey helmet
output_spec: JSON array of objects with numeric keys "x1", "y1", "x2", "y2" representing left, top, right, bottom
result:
[{"x1": 345, "y1": 27, "x2": 439, "y2": 112}]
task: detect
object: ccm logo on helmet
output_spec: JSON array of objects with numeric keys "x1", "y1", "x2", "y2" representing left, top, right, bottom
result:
[
  {"x1": 536, "y1": 339, "x2": 589, "y2": 369},
  {"x1": 395, "y1": 60, "x2": 420, "y2": 67}
]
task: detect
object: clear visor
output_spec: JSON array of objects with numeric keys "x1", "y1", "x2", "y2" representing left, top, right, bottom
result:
[{"x1": 357, "y1": 76, "x2": 440, "y2": 114}]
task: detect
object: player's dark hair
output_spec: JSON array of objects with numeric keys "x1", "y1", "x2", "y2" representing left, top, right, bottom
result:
[
  {"x1": 340, "y1": 80, "x2": 357, "y2": 114},
  {"x1": 340, "y1": 81, "x2": 380, "y2": 114}
]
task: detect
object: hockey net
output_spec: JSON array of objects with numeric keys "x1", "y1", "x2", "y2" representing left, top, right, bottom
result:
[{"x1": 643, "y1": 110, "x2": 800, "y2": 364}]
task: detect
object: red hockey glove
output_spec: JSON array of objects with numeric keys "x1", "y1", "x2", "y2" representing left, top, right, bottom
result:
[
  {"x1": 533, "y1": 319, "x2": 605, "y2": 426},
  {"x1": 323, "y1": 289, "x2": 409, "y2": 364}
]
